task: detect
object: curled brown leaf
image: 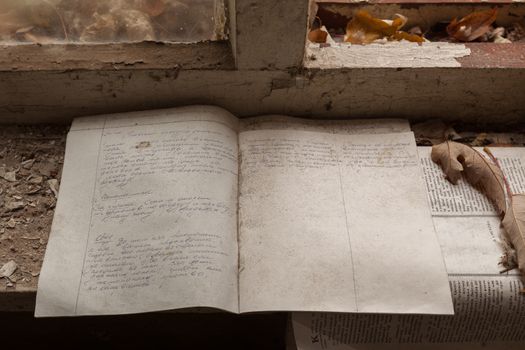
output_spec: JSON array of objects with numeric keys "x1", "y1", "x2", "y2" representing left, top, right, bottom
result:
[
  {"x1": 502, "y1": 194, "x2": 525, "y2": 272},
  {"x1": 447, "y1": 8, "x2": 498, "y2": 42},
  {"x1": 392, "y1": 31, "x2": 425, "y2": 43},
  {"x1": 308, "y1": 28, "x2": 328, "y2": 43},
  {"x1": 431, "y1": 141, "x2": 507, "y2": 214},
  {"x1": 345, "y1": 11, "x2": 400, "y2": 44},
  {"x1": 345, "y1": 11, "x2": 424, "y2": 44}
]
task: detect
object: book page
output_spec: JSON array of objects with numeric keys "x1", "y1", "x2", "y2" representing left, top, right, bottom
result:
[
  {"x1": 35, "y1": 106, "x2": 240, "y2": 316},
  {"x1": 292, "y1": 147, "x2": 525, "y2": 350},
  {"x1": 238, "y1": 130, "x2": 453, "y2": 314}
]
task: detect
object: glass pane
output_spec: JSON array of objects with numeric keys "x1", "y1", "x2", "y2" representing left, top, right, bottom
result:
[{"x1": 0, "y1": 0, "x2": 224, "y2": 44}]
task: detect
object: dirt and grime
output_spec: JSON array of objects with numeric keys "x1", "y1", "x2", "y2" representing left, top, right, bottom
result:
[{"x1": 0, "y1": 125, "x2": 66, "y2": 291}]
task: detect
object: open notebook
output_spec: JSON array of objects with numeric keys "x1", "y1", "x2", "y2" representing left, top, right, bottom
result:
[{"x1": 35, "y1": 106, "x2": 454, "y2": 317}]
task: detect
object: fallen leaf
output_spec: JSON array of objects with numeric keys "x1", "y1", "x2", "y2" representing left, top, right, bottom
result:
[
  {"x1": 447, "y1": 8, "x2": 498, "y2": 42},
  {"x1": 0, "y1": 260, "x2": 17, "y2": 278},
  {"x1": 431, "y1": 141, "x2": 506, "y2": 214},
  {"x1": 392, "y1": 31, "x2": 425, "y2": 43},
  {"x1": 498, "y1": 235, "x2": 518, "y2": 272},
  {"x1": 503, "y1": 194, "x2": 525, "y2": 271},
  {"x1": 345, "y1": 11, "x2": 423, "y2": 44},
  {"x1": 308, "y1": 28, "x2": 328, "y2": 43},
  {"x1": 345, "y1": 11, "x2": 399, "y2": 44},
  {"x1": 309, "y1": 16, "x2": 329, "y2": 44}
]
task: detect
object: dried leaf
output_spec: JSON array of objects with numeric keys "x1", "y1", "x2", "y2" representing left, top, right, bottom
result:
[
  {"x1": 431, "y1": 141, "x2": 506, "y2": 214},
  {"x1": 447, "y1": 8, "x2": 498, "y2": 42},
  {"x1": 308, "y1": 28, "x2": 328, "y2": 43},
  {"x1": 392, "y1": 31, "x2": 425, "y2": 43},
  {"x1": 345, "y1": 11, "x2": 423, "y2": 44},
  {"x1": 503, "y1": 194, "x2": 525, "y2": 271},
  {"x1": 345, "y1": 11, "x2": 400, "y2": 44}
]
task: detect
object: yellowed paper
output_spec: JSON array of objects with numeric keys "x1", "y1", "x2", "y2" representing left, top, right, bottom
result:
[
  {"x1": 36, "y1": 106, "x2": 240, "y2": 316},
  {"x1": 238, "y1": 131, "x2": 453, "y2": 314}
]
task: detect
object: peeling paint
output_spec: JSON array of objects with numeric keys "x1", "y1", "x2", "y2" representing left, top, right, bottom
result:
[{"x1": 305, "y1": 42, "x2": 471, "y2": 69}]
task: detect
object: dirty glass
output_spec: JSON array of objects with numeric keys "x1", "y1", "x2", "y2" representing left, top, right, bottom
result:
[{"x1": 0, "y1": 0, "x2": 225, "y2": 44}]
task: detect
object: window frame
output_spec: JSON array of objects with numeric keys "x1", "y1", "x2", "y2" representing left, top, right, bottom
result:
[{"x1": 0, "y1": 0, "x2": 523, "y2": 125}]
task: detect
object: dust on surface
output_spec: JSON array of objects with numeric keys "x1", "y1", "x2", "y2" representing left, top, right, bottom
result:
[
  {"x1": 0, "y1": 120, "x2": 524, "y2": 293},
  {"x1": 0, "y1": 125, "x2": 67, "y2": 291}
]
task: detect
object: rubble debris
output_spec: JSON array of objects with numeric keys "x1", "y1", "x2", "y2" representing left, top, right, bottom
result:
[
  {"x1": 48, "y1": 179, "x2": 59, "y2": 198},
  {"x1": 28, "y1": 175, "x2": 44, "y2": 184},
  {"x1": 0, "y1": 167, "x2": 17, "y2": 182},
  {"x1": 21, "y1": 159, "x2": 35, "y2": 169},
  {"x1": 0, "y1": 260, "x2": 17, "y2": 279},
  {"x1": 6, "y1": 218, "x2": 16, "y2": 229},
  {"x1": 507, "y1": 21, "x2": 525, "y2": 42},
  {"x1": 5, "y1": 201, "x2": 25, "y2": 212},
  {"x1": 0, "y1": 125, "x2": 66, "y2": 291}
]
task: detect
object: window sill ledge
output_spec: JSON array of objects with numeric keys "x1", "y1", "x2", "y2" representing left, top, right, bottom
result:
[
  {"x1": 305, "y1": 42, "x2": 525, "y2": 69},
  {"x1": 0, "y1": 41, "x2": 235, "y2": 72}
]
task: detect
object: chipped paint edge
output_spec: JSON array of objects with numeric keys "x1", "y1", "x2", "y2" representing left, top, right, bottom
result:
[{"x1": 305, "y1": 42, "x2": 471, "y2": 69}]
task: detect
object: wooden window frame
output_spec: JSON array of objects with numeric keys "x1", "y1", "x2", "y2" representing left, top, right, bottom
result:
[
  {"x1": 0, "y1": 0, "x2": 523, "y2": 124},
  {"x1": 0, "y1": 0, "x2": 310, "y2": 72}
]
